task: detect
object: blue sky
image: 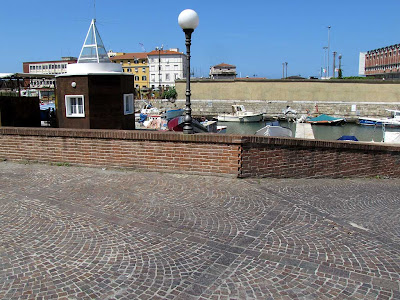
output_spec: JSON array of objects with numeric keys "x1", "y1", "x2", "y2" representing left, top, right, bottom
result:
[{"x1": 1, "y1": 0, "x2": 400, "y2": 78}]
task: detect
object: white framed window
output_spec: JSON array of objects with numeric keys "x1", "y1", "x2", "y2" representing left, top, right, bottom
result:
[
  {"x1": 123, "y1": 94, "x2": 134, "y2": 115},
  {"x1": 165, "y1": 73, "x2": 170, "y2": 81},
  {"x1": 65, "y1": 95, "x2": 85, "y2": 117}
]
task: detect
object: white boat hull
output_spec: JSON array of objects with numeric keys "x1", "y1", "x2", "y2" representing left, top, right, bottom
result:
[
  {"x1": 255, "y1": 125, "x2": 292, "y2": 137},
  {"x1": 359, "y1": 117, "x2": 400, "y2": 127},
  {"x1": 217, "y1": 113, "x2": 263, "y2": 123}
]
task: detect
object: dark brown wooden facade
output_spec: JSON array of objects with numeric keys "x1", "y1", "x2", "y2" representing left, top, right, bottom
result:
[{"x1": 56, "y1": 74, "x2": 135, "y2": 130}]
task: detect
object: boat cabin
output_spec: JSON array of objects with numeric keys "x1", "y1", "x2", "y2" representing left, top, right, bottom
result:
[
  {"x1": 387, "y1": 109, "x2": 400, "y2": 119},
  {"x1": 232, "y1": 105, "x2": 246, "y2": 113}
]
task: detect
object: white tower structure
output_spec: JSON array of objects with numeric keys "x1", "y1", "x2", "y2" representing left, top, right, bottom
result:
[
  {"x1": 67, "y1": 19, "x2": 122, "y2": 75},
  {"x1": 78, "y1": 19, "x2": 110, "y2": 63}
]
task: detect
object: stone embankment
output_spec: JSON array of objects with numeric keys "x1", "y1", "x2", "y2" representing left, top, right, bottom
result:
[{"x1": 168, "y1": 79, "x2": 400, "y2": 119}]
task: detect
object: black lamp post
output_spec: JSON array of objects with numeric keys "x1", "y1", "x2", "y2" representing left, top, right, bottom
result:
[
  {"x1": 178, "y1": 9, "x2": 199, "y2": 134},
  {"x1": 155, "y1": 46, "x2": 163, "y2": 95}
]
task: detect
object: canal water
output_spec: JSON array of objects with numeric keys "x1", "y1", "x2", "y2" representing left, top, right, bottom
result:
[{"x1": 218, "y1": 121, "x2": 392, "y2": 142}]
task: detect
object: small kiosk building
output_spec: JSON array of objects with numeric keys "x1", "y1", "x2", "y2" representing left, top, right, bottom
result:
[{"x1": 56, "y1": 19, "x2": 135, "y2": 129}]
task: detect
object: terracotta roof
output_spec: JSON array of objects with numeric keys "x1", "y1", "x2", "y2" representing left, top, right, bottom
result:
[
  {"x1": 147, "y1": 50, "x2": 184, "y2": 56},
  {"x1": 213, "y1": 63, "x2": 236, "y2": 68},
  {"x1": 110, "y1": 52, "x2": 148, "y2": 60}
]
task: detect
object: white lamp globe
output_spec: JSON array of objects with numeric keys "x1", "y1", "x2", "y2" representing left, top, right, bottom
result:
[{"x1": 178, "y1": 9, "x2": 199, "y2": 30}]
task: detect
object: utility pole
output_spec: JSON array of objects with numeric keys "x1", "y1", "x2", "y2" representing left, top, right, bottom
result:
[
  {"x1": 327, "y1": 26, "x2": 331, "y2": 78},
  {"x1": 285, "y1": 62, "x2": 288, "y2": 79},
  {"x1": 333, "y1": 51, "x2": 337, "y2": 78},
  {"x1": 323, "y1": 46, "x2": 328, "y2": 78},
  {"x1": 282, "y1": 63, "x2": 285, "y2": 79}
]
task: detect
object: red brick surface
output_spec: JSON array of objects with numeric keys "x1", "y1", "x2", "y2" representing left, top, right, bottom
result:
[{"x1": 1, "y1": 127, "x2": 400, "y2": 178}]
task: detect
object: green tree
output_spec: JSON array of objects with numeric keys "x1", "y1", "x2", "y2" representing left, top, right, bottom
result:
[
  {"x1": 162, "y1": 87, "x2": 177, "y2": 100},
  {"x1": 338, "y1": 68, "x2": 343, "y2": 79}
]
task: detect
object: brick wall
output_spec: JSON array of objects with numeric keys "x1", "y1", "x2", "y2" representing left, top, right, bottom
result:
[
  {"x1": 239, "y1": 136, "x2": 400, "y2": 178},
  {"x1": 0, "y1": 128, "x2": 241, "y2": 177},
  {"x1": 1, "y1": 127, "x2": 400, "y2": 178}
]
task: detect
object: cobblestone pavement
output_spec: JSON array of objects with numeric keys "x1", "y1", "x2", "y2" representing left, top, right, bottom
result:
[{"x1": 0, "y1": 161, "x2": 399, "y2": 300}]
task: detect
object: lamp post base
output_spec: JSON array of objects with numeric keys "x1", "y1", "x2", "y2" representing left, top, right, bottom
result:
[
  {"x1": 183, "y1": 112, "x2": 193, "y2": 134},
  {"x1": 183, "y1": 28, "x2": 194, "y2": 134}
]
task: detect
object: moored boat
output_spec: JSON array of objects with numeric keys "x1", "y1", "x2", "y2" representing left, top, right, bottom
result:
[
  {"x1": 307, "y1": 114, "x2": 345, "y2": 125},
  {"x1": 216, "y1": 105, "x2": 263, "y2": 123},
  {"x1": 167, "y1": 116, "x2": 209, "y2": 133},
  {"x1": 162, "y1": 108, "x2": 184, "y2": 120},
  {"x1": 337, "y1": 135, "x2": 358, "y2": 141},
  {"x1": 255, "y1": 121, "x2": 292, "y2": 137},
  {"x1": 40, "y1": 103, "x2": 55, "y2": 122},
  {"x1": 358, "y1": 109, "x2": 400, "y2": 127},
  {"x1": 200, "y1": 120, "x2": 227, "y2": 133},
  {"x1": 142, "y1": 115, "x2": 168, "y2": 130}
]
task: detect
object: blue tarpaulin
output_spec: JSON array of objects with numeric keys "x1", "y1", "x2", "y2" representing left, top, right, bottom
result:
[{"x1": 337, "y1": 135, "x2": 358, "y2": 141}]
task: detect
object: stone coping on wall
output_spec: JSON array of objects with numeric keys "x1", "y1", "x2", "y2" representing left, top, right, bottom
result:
[
  {"x1": 176, "y1": 78, "x2": 400, "y2": 84},
  {"x1": 1, "y1": 127, "x2": 400, "y2": 153}
]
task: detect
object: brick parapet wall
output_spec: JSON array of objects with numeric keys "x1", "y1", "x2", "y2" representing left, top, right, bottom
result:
[
  {"x1": 0, "y1": 127, "x2": 241, "y2": 177},
  {"x1": 239, "y1": 136, "x2": 400, "y2": 178},
  {"x1": 1, "y1": 127, "x2": 400, "y2": 178}
]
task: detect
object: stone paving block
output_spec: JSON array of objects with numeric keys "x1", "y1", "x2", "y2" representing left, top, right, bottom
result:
[{"x1": 0, "y1": 162, "x2": 399, "y2": 299}]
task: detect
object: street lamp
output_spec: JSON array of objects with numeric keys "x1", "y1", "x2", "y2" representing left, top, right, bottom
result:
[
  {"x1": 178, "y1": 9, "x2": 199, "y2": 134},
  {"x1": 327, "y1": 26, "x2": 331, "y2": 78},
  {"x1": 155, "y1": 45, "x2": 163, "y2": 95},
  {"x1": 285, "y1": 62, "x2": 288, "y2": 79},
  {"x1": 332, "y1": 51, "x2": 337, "y2": 78},
  {"x1": 323, "y1": 46, "x2": 328, "y2": 78}
]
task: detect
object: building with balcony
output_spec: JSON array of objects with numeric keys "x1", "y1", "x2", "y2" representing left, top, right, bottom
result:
[
  {"x1": 110, "y1": 53, "x2": 149, "y2": 95},
  {"x1": 360, "y1": 43, "x2": 400, "y2": 79},
  {"x1": 209, "y1": 63, "x2": 237, "y2": 79},
  {"x1": 147, "y1": 48, "x2": 187, "y2": 91}
]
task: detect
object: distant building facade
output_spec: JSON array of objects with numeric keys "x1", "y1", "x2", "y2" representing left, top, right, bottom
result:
[
  {"x1": 23, "y1": 57, "x2": 77, "y2": 88},
  {"x1": 360, "y1": 43, "x2": 400, "y2": 79},
  {"x1": 209, "y1": 63, "x2": 237, "y2": 79},
  {"x1": 110, "y1": 53, "x2": 149, "y2": 92},
  {"x1": 147, "y1": 48, "x2": 187, "y2": 90}
]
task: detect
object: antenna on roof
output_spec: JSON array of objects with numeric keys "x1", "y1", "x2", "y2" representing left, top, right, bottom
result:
[{"x1": 93, "y1": 0, "x2": 96, "y2": 20}]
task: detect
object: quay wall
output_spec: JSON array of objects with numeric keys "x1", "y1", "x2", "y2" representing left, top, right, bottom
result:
[
  {"x1": 172, "y1": 79, "x2": 400, "y2": 118},
  {"x1": 1, "y1": 127, "x2": 400, "y2": 179}
]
